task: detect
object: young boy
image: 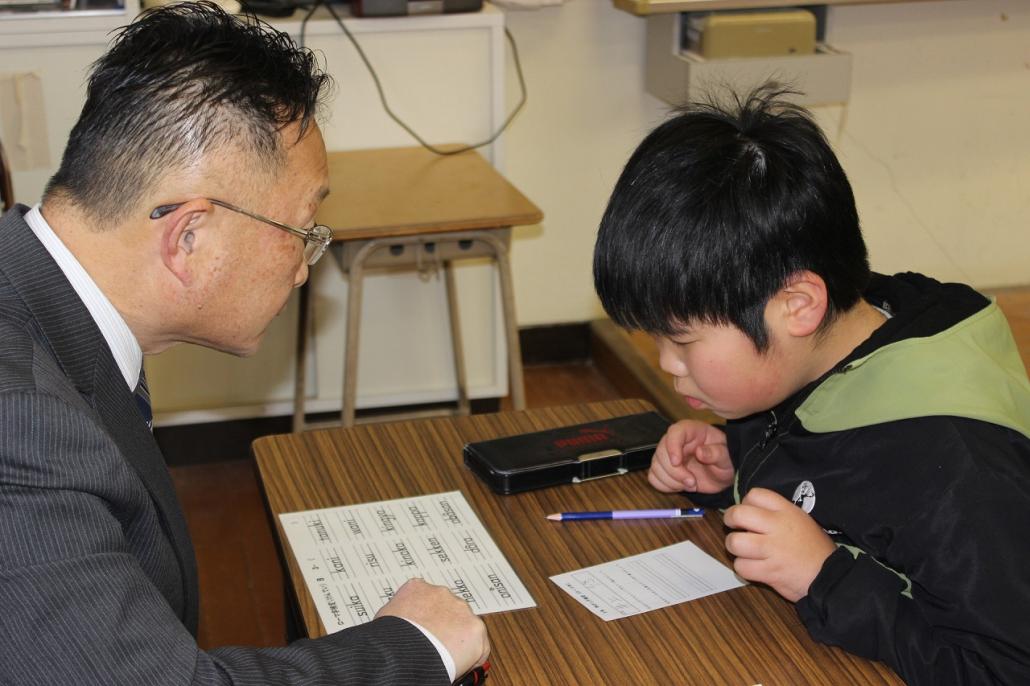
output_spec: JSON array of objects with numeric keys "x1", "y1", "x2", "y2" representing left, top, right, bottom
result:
[{"x1": 593, "y1": 85, "x2": 1030, "y2": 685}]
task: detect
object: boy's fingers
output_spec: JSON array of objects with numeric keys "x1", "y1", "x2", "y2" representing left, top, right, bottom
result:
[
  {"x1": 741, "y1": 487, "x2": 792, "y2": 511},
  {"x1": 680, "y1": 471, "x2": 697, "y2": 491},
  {"x1": 701, "y1": 424, "x2": 728, "y2": 446},
  {"x1": 732, "y1": 556, "x2": 768, "y2": 584},
  {"x1": 663, "y1": 436, "x2": 684, "y2": 467},
  {"x1": 696, "y1": 444, "x2": 729, "y2": 466},
  {"x1": 648, "y1": 468, "x2": 684, "y2": 493},
  {"x1": 649, "y1": 459, "x2": 688, "y2": 492},
  {"x1": 725, "y1": 531, "x2": 769, "y2": 561},
  {"x1": 723, "y1": 503, "x2": 774, "y2": 534},
  {"x1": 666, "y1": 421, "x2": 705, "y2": 466},
  {"x1": 654, "y1": 437, "x2": 670, "y2": 464}
]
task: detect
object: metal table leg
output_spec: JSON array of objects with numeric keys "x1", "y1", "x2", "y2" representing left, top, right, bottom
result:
[
  {"x1": 444, "y1": 259, "x2": 471, "y2": 415},
  {"x1": 292, "y1": 279, "x2": 312, "y2": 433}
]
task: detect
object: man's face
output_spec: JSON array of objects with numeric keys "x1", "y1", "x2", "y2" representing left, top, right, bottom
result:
[
  {"x1": 192, "y1": 122, "x2": 329, "y2": 357},
  {"x1": 655, "y1": 313, "x2": 795, "y2": 420}
]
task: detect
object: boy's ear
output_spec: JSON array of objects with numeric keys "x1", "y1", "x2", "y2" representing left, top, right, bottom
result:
[
  {"x1": 777, "y1": 270, "x2": 828, "y2": 338},
  {"x1": 156, "y1": 199, "x2": 213, "y2": 287}
]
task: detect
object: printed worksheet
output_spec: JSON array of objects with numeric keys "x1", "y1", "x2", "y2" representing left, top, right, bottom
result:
[
  {"x1": 550, "y1": 540, "x2": 744, "y2": 621},
  {"x1": 280, "y1": 491, "x2": 536, "y2": 632}
]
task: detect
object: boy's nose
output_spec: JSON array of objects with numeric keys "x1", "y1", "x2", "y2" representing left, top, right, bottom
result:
[{"x1": 656, "y1": 338, "x2": 688, "y2": 377}]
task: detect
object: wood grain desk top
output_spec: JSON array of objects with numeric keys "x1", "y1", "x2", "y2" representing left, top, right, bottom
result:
[
  {"x1": 315, "y1": 146, "x2": 543, "y2": 242},
  {"x1": 252, "y1": 400, "x2": 902, "y2": 685}
]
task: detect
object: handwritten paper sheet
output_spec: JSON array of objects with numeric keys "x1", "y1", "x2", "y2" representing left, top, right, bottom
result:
[
  {"x1": 550, "y1": 540, "x2": 744, "y2": 621},
  {"x1": 280, "y1": 491, "x2": 535, "y2": 632}
]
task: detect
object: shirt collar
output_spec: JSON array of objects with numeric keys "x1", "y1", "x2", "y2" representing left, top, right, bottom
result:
[{"x1": 24, "y1": 204, "x2": 143, "y2": 392}]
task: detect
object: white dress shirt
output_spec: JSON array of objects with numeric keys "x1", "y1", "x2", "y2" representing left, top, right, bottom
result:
[{"x1": 25, "y1": 204, "x2": 141, "y2": 391}]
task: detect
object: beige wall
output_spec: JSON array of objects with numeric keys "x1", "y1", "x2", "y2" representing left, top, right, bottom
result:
[
  {"x1": 4, "y1": 1, "x2": 1028, "y2": 419},
  {"x1": 501, "y1": 0, "x2": 1030, "y2": 327},
  {"x1": 2, "y1": 10, "x2": 514, "y2": 420}
]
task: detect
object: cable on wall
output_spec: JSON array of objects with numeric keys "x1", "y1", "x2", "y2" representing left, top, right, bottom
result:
[{"x1": 298, "y1": 1, "x2": 527, "y2": 156}]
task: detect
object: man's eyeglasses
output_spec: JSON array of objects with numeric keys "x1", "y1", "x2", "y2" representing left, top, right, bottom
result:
[{"x1": 150, "y1": 198, "x2": 333, "y2": 266}]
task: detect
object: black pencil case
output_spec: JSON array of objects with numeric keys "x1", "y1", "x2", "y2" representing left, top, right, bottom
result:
[{"x1": 462, "y1": 411, "x2": 669, "y2": 494}]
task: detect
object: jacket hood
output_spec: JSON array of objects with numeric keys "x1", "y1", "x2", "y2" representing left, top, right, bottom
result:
[{"x1": 796, "y1": 273, "x2": 1030, "y2": 437}]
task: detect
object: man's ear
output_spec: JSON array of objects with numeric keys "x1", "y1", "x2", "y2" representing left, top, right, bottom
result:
[
  {"x1": 777, "y1": 270, "x2": 829, "y2": 338},
  {"x1": 157, "y1": 199, "x2": 212, "y2": 287}
]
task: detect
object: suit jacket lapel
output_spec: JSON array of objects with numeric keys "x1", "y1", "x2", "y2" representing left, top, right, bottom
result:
[{"x1": 0, "y1": 206, "x2": 199, "y2": 634}]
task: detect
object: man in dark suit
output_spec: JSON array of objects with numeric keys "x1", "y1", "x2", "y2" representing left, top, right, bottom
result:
[{"x1": 0, "y1": 3, "x2": 488, "y2": 684}]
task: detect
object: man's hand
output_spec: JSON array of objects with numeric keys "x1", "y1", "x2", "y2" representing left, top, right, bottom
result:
[
  {"x1": 375, "y1": 578, "x2": 489, "y2": 677},
  {"x1": 722, "y1": 488, "x2": 836, "y2": 602},
  {"x1": 648, "y1": 420, "x2": 734, "y2": 494}
]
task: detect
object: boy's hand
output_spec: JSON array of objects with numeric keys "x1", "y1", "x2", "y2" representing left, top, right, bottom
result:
[
  {"x1": 648, "y1": 420, "x2": 734, "y2": 494},
  {"x1": 722, "y1": 488, "x2": 836, "y2": 602}
]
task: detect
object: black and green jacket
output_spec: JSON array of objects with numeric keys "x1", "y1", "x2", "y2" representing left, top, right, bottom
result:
[{"x1": 697, "y1": 272, "x2": 1030, "y2": 685}]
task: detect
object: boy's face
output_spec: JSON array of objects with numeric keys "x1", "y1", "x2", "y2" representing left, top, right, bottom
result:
[{"x1": 655, "y1": 316, "x2": 796, "y2": 420}]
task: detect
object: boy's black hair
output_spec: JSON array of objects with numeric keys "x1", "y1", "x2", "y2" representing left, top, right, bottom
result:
[
  {"x1": 593, "y1": 84, "x2": 870, "y2": 351},
  {"x1": 45, "y1": 1, "x2": 332, "y2": 222}
]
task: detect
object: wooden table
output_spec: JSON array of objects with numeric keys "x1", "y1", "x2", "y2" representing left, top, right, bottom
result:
[
  {"x1": 294, "y1": 146, "x2": 543, "y2": 431},
  {"x1": 253, "y1": 399, "x2": 903, "y2": 685}
]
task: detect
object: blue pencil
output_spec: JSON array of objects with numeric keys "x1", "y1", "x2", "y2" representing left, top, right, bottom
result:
[{"x1": 546, "y1": 507, "x2": 704, "y2": 521}]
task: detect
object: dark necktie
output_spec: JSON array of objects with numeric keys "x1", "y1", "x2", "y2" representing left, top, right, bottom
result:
[{"x1": 134, "y1": 370, "x2": 153, "y2": 430}]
